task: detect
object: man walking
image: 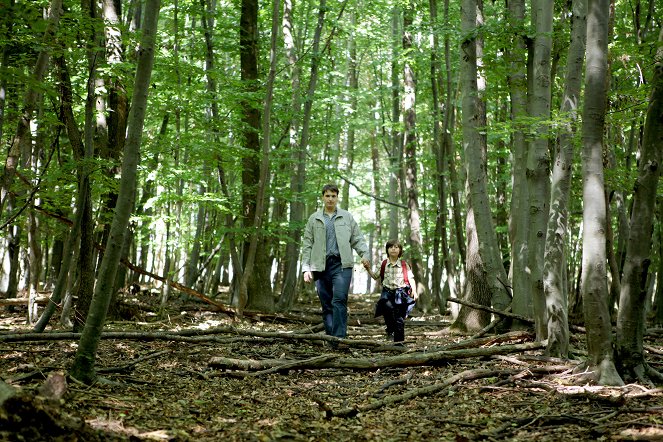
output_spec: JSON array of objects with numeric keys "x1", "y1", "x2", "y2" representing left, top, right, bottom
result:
[{"x1": 302, "y1": 184, "x2": 370, "y2": 339}]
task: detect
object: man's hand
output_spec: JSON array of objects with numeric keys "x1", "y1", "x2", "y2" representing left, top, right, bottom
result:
[
  {"x1": 303, "y1": 271, "x2": 313, "y2": 284},
  {"x1": 361, "y1": 258, "x2": 370, "y2": 269}
]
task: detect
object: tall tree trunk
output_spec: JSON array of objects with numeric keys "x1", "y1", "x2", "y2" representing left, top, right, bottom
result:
[
  {"x1": 459, "y1": 0, "x2": 510, "y2": 319},
  {"x1": 388, "y1": 6, "x2": 401, "y2": 240},
  {"x1": 506, "y1": 0, "x2": 530, "y2": 324},
  {"x1": 615, "y1": 27, "x2": 663, "y2": 383},
  {"x1": 71, "y1": 0, "x2": 160, "y2": 383},
  {"x1": 579, "y1": 0, "x2": 623, "y2": 386},
  {"x1": 428, "y1": 0, "x2": 451, "y2": 315},
  {"x1": 443, "y1": 0, "x2": 464, "y2": 288},
  {"x1": 340, "y1": 12, "x2": 357, "y2": 212},
  {"x1": 240, "y1": 0, "x2": 280, "y2": 313},
  {"x1": 278, "y1": 0, "x2": 326, "y2": 310},
  {"x1": 402, "y1": 4, "x2": 429, "y2": 310},
  {"x1": 26, "y1": 100, "x2": 44, "y2": 324},
  {"x1": 543, "y1": 0, "x2": 586, "y2": 358},
  {"x1": 94, "y1": 0, "x2": 130, "y2": 297},
  {"x1": 237, "y1": 0, "x2": 271, "y2": 310},
  {"x1": 527, "y1": 0, "x2": 554, "y2": 340},
  {"x1": 34, "y1": 55, "x2": 90, "y2": 332},
  {"x1": 74, "y1": 0, "x2": 107, "y2": 329}
]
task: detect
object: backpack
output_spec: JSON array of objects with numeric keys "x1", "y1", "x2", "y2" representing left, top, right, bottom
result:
[{"x1": 379, "y1": 259, "x2": 410, "y2": 286}]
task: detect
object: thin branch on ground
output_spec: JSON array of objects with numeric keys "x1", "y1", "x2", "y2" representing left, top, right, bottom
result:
[{"x1": 326, "y1": 368, "x2": 506, "y2": 417}]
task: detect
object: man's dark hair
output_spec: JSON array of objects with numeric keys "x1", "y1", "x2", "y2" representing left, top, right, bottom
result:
[
  {"x1": 385, "y1": 239, "x2": 403, "y2": 258},
  {"x1": 321, "y1": 183, "x2": 340, "y2": 195}
]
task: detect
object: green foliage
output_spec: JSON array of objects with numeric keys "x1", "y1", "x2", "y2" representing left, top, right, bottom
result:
[{"x1": 0, "y1": 0, "x2": 659, "y2": 302}]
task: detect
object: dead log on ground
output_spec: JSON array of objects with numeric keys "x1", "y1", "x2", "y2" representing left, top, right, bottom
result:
[
  {"x1": 0, "y1": 327, "x2": 401, "y2": 351},
  {"x1": 209, "y1": 341, "x2": 545, "y2": 372},
  {"x1": 0, "y1": 297, "x2": 49, "y2": 306}
]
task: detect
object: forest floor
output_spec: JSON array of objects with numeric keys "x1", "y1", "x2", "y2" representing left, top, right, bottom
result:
[{"x1": 1, "y1": 288, "x2": 663, "y2": 442}]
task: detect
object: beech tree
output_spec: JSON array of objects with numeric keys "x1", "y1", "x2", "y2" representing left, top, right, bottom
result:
[
  {"x1": 455, "y1": 0, "x2": 510, "y2": 331},
  {"x1": 614, "y1": 27, "x2": 663, "y2": 384},
  {"x1": 543, "y1": 0, "x2": 586, "y2": 358},
  {"x1": 71, "y1": 0, "x2": 160, "y2": 383},
  {"x1": 527, "y1": 0, "x2": 554, "y2": 340},
  {"x1": 579, "y1": 0, "x2": 622, "y2": 386}
]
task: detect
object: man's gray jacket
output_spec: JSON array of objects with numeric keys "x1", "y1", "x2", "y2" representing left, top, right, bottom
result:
[{"x1": 301, "y1": 208, "x2": 369, "y2": 272}]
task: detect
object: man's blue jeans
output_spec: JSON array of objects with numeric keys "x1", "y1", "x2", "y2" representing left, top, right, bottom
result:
[{"x1": 314, "y1": 255, "x2": 353, "y2": 338}]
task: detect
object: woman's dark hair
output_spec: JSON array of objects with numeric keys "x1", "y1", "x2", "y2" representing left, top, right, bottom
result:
[
  {"x1": 321, "y1": 183, "x2": 340, "y2": 195},
  {"x1": 385, "y1": 239, "x2": 403, "y2": 258}
]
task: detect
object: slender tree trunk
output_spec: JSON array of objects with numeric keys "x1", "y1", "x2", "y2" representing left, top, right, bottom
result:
[
  {"x1": 94, "y1": 0, "x2": 130, "y2": 288},
  {"x1": 278, "y1": 0, "x2": 326, "y2": 310},
  {"x1": 443, "y1": 0, "x2": 463, "y2": 294},
  {"x1": 615, "y1": 27, "x2": 663, "y2": 382},
  {"x1": 389, "y1": 6, "x2": 401, "y2": 240},
  {"x1": 0, "y1": 0, "x2": 62, "y2": 215},
  {"x1": 34, "y1": 55, "x2": 90, "y2": 332},
  {"x1": 429, "y1": 0, "x2": 442, "y2": 310},
  {"x1": 71, "y1": 0, "x2": 160, "y2": 383},
  {"x1": 401, "y1": 5, "x2": 429, "y2": 310},
  {"x1": 277, "y1": 0, "x2": 306, "y2": 310},
  {"x1": 579, "y1": 0, "x2": 623, "y2": 386},
  {"x1": 26, "y1": 100, "x2": 44, "y2": 324},
  {"x1": 543, "y1": 0, "x2": 586, "y2": 358},
  {"x1": 506, "y1": 0, "x2": 530, "y2": 324},
  {"x1": 459, "y1": 0, "x2": 510, "y2": 319},
  {"x1": 237, "y1": 0, "x2": 272, "y2": 310},
  {"x1": 240, "y1": 0, "x2": 280, "y2": 313},
  {"x1": 527, "y1": 0, "x2": 554, "y2": 340}
]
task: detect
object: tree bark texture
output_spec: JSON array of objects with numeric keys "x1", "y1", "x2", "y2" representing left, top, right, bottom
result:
[
  {"x1": 543, "y1": 0, "x2": 586, "y2": 358},
  {"x1": 615, "y1": 27, "x2": 663, "y2": 381},
  {"x1": 402, "y1": 5, "x2": 429, "y2": 310},
  {"x1": 506, "y1": 0, "x2": 530, "y2": 324},
  {"x1": 460, "y1": 0, "x2": 511, "y2": 318},
  {"x1": 580, "y1": 0, "x2": 623, "y2": 386},
  {"x1": 277, "y1": 0, "x2": 306, "y2": 310},
  {"x1": 278, "y1": 0, "x2": 326, "y2": 310},
  {"x1": 527, "y1": 0, "x2": 554, "y2": 341},
  {"x1": 71, "y1": 0, "x2": 160, "y2": 384}
]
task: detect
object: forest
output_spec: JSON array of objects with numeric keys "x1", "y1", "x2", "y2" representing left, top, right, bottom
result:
[{"x1": 1, "y1": 0, "x2": 662, "y2": 439}]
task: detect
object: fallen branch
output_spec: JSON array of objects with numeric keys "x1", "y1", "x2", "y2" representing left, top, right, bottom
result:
[
  {"x1": 209, "y1": 341, "x2": 545, "y2": 372},
  {"x1": 436, "y1": 330, "x2": 535, "y2": 351},
  {"x1": 0, "y1": 327, "x2": 398, "y2": 351},
  {"x1": 447, "y1": 297, "x2": 586, "y2": 333},
  {"x1": 373, "y1": 372, "x2": 413, "y2": 397},
  {"x1": 327, "y1": 368, "x2": 505, "y2": 417},
  {"x1": 447, "y1": 297, "x2": 532, "y2": 324},
  {"x1": 247, "y1": 355, "x2": 338, "y2": 377},
  {"x1": 0, "y1": 297, "x2": 49, "y2": 306}
]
